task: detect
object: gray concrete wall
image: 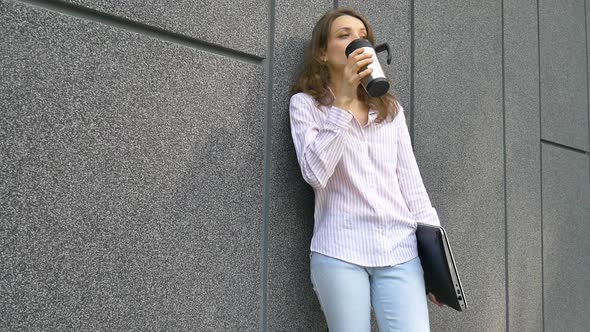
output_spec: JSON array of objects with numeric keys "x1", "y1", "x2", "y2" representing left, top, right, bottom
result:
[
  {"x1": 505, "y1": 0, "x2": 543, "y2": 331},
  {"x1": 1, "y1": 0, "x2": 588, "y2": 331}
]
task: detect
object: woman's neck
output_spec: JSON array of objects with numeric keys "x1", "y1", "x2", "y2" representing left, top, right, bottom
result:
[{"x1": 328, "y1": 72, "x2": 360, "y2": 103}]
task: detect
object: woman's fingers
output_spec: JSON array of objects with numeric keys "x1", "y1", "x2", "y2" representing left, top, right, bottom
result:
[
  {"x1": 354, "y1": 57, "x2": 373, "y2": 70},
  {"x1": 346, "y1": 68, "x2": 372, "y2": 86},
  {"x1": 348, "y1": 54, "x2": 373, "y2": 82},
  {"x1": 351, "y1": 53, "x2": 373, "y2": 68},
  {"x1": 356, "y1": 66, "x2": 373, "y2": 79},
  {"x1": 338, "y1": 47, "x2": 375, "y2": 98},
  {"x1": 428, "y1": 292, "x2": 444, "y2": 307},
  {"x1": 352, "y1": 49, "x2": 372, "y2": 60},
  {"x1": 349, "y1": 49, "x2": 372, "y2": 66},
  {"x1": 428, "y1": 293, "x2": 437, "y2": 305},
  {"x1": 351, "y1": 47, "x2": 366, "y2": 57}
]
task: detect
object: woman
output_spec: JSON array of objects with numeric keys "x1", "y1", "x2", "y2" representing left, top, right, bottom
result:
[{"x1": 288, "y1": 8, "x2": 444, "y2": 332}]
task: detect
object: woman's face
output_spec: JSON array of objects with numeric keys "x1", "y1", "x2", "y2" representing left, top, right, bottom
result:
[{"x1": 322, "y1": 15, "x2": 368, "y2": 70}]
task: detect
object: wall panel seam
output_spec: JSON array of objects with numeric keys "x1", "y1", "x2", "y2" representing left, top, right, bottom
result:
[
  {"x1": 540, "y1": 139, "x2": 589, "y2": 154},
  {"x1": 586, "y1": 0, "x2": 590, "y2": 166},
  {"x1": 14, "y1": 0, "x2": 264, "y2": 64},
  {"x1": 501, "y1": 0, "x2": 509, "y2": 330},
  {"x1": 537, "y1": 1, "x2": 544, "y2": 330},
  {"x1": 410, "y1": 0, "x2": 415, "y2": 144}
]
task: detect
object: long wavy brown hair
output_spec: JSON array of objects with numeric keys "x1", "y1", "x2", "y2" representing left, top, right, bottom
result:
[{"x1": 290, "y1": 8, "x2": 399, "y2": 123}]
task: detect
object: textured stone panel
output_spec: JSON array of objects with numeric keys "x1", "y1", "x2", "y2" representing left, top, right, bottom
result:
[
  {"x1": 539, "y1": 0, "x2": 589, "y2": 151},
  {"x1": 414, "y1": 1, "x2": 505, "y2": 331},
  {"x1": 0, "y1": 2, "x2": 264, "y2": 330},
  {"x1": 339, "y1": 0, "x2": 412, "y2": 122},
  {"x1": 65, "y1": 0, "x2": 268, "y2": 57},
  {"x1": 504, "y1": 0, "x2": 543, "y2": 331},
  {"x1": 542, "y1": 144, "x2": 590, "y2": 331},
  {"x1": 267, "y1": 0, "x2": 332, "y2": 331}
]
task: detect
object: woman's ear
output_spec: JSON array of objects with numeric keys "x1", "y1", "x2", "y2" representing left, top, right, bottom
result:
[{"x1": 319, "y1": 49, "x2": 327, "y2": 62}]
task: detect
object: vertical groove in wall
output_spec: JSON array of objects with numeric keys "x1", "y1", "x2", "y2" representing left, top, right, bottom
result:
[
  {"x1": 260, "y1": 0, "x2": 276, "y2": 330},
  {"x1": 409, "y1": 0, "x2": 415, "y2": 144},
  {"x1": 586, "y1": 0, "x2": 590, "y2": 161},
  {"x1": 501, "y1": 0, "x2": 509, "y2": 331},
  {"x1": 537, "y1": 0, "x2": 544, "y2": 330}
]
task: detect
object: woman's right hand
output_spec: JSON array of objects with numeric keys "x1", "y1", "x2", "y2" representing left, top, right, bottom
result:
[{"x1": 333, "y1": 48, "x2": 374, "y2": 110}]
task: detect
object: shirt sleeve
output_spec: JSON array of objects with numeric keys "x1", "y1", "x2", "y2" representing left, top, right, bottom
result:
[
  {"x1": 289, "y1": 93, "x2": 354, "y2": 189},
  {"x1": 395, "y1": 104, "x2": 442, "y2": 227}
]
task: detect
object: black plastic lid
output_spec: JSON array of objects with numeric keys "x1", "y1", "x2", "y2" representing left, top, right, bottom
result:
[
  {"x1": 366, "y1": 77, "x2": 390, "y2": 97},
  {"x1": 345, "y1": 38, "x2": 373, "y2": 58}
]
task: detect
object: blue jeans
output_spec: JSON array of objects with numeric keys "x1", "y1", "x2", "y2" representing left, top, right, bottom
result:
[{"x1": 310, "y1": 252, "x2": 430, "y2": 332}]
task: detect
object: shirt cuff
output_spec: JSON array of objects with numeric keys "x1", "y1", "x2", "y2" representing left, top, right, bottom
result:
[
  {"x1": 325, "y1": 105, "x2": 354, "y2": 129},
  {"x1": 414, "y1": 207, "x2": 442, "y2": 227}
]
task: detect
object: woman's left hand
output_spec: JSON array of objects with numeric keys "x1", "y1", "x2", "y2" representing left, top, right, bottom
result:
[{"x1": 427, "y1": 292, "x2": 444, "y2": 307}]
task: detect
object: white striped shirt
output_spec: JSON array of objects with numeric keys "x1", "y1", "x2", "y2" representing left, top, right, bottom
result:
[{"x1": 289, "y1": 92, "x2": 441, "y2": 267}]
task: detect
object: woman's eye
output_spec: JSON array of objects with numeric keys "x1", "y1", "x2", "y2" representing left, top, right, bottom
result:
[{"x1": 339, "y1": 34, "x2": 366, "y2": 39}]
